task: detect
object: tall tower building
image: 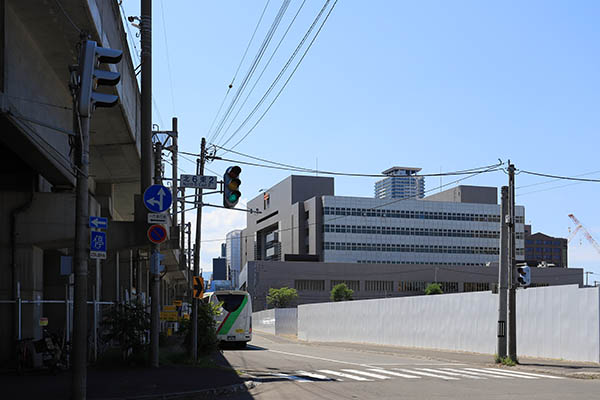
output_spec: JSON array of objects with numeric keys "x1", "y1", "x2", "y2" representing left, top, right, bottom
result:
[{"x1": 374, "y1": 167, "x2": 425, "y2": 200}]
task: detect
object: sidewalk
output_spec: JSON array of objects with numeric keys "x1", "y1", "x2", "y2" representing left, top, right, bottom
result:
[{"x1": 0, "y1": 351, "x2": 253, "y2": 400}]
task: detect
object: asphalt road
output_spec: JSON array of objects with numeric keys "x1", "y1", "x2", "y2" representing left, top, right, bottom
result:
[{"x1": 220, "y1": 332, "x2": 600, "y2": 400}]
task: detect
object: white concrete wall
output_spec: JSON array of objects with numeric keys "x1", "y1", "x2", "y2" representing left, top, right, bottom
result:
[
  {"x1": 253, "y1": 308, "x2": 298, "y2": 336},
  {"x1": 298, "y1": 285, "x2": 600, "y2": 363}
]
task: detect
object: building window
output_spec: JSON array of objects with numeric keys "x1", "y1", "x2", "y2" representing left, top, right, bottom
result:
[
  {"x1": 398, "y1": 281, "x2": 427, "y2": 292},
  {"x1": 365, "y1": 280, "x2": 394, "y2": 292},
  {"x1": 464, "y1": 282, "x2": 490, "y2": 292},
  {"x1": 295, "y1": 280, "x2": 325, "y2": 291},
  {"x1": 331, "y1": 280, "x2": 360, "y2": 292},
  {"x1": 440, "y1": 282, "x2": 459, "y2": 293}
]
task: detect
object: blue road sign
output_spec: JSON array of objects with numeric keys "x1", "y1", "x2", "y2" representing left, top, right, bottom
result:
[
  {"x1": 143, "y1": 184, "x2": 173, "y2": 213},
  {"x1": 147, "y1": 224, "x2": 168, "y2": 244},
  {"x1": 89, "y1": 216, "x2": 108, "y2": 229},
  {"x1": 90, "y1": 231, "x2": 107, "y2": 252}
]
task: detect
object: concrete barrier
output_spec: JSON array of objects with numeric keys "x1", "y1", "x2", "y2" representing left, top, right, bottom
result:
[
  {"x1": 298, "y1": 285, "x2": 600, "y2": 363},
  {"x1": 253, "y1": 308, "x2": 298, "y2": 336}
]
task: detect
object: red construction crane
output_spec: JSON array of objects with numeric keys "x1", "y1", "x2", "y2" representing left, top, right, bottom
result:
[{"x1": 568, "y1": 214, "x2": 600, "y2": 256}]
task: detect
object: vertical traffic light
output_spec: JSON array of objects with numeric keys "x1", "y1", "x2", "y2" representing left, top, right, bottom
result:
[
  {"x1": 516, "y1": 264, "x2": 531, "y2": 287},
  {"x1": 78, "y1": 40, "x2": 123, "y2": 117},
  {"x1": 223, "y1": 166, "x2": 242, "y2": 208}
]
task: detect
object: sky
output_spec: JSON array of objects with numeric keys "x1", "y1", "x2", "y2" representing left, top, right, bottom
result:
[{"x1": 120, "y1": 0, "x2": 600, "y2": 281}]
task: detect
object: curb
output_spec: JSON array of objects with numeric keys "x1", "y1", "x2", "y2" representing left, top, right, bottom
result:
[
  {"x1": 490, "y1": 364, "x2": 600, "y2": 380},
  {"x1": 96, "y1": 380, "x2": 256, "y2": 400}
]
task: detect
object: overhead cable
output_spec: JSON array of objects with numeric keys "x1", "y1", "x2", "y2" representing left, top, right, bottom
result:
[{"x1": 218, "y1": 0, "x2": 336, "y2": 151}]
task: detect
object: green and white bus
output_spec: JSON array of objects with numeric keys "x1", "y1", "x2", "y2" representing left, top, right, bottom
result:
[{"x1": 204, "y1": 290, "x2": 252, "y2": 347}]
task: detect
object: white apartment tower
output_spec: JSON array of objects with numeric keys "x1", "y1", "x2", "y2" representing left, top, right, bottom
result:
[{"x1": 374, "y1": 167, "x2": 425, "y2": 200}]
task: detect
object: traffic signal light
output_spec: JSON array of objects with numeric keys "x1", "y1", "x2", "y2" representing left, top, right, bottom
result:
[
  {"x1": 78, "y1": 40, "x2": 123, "y2": 117},
  {"x1": 516, "y1": 264, "x2": 531, "y2": 287},
  {"x1": 223, "y1": 166, "x2": 241, "y2": 208}
]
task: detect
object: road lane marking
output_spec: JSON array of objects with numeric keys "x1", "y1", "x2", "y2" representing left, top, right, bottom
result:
[
  {"x1": 268, "y1": 349, "x2": 371, "y2": 367},
  {"x1": 318, "y1": 369, "x2": 373, "y2": 381},
  {"x1": 341, "y1": 369, "x2": 391, "y2": 379},
  {"x1": 418, "y1": 368, "x2": 485, "y2": 379},
  {"x1": 296, "y1": 371, "x2": 341, "y2": 381},
  {"x1": 393, "y1": 368, "x2": 460, "y2": 380},
  {"x1": 369, "y1": 363, "x2": 466, "y2": 366},
  {"x1": 273, "y1": 373, "x2": 313, "y2": 382},
  {"x1": 441, "y1": 368, "x2": 512, "y2": 379},
  {"x1": 482, "y1": 368, "x2": 565, "y2": 380},
  {"x1": 464, "y1": 368, "x2": 538, "y2": 379},
  {"x1": 367, "y1": 369, "x2": 421, "y2": 378}
]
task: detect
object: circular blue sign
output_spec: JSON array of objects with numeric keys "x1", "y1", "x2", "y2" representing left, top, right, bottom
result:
[
  {"x1": 143, "y1": 184, "x2": 173, "y2": 213},
  {"x1": 147, "y1": 224, "x2": 167, "y2": 244}
]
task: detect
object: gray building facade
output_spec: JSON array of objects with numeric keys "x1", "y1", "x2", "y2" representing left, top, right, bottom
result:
[
  {"x1": 242, "y1": 176, "x2": 525, "y2": 268},
  {"x1": 240, "y1": 261, "x2": 583, "y2": 311}
]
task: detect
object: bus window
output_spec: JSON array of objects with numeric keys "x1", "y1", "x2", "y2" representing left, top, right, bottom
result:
[{"x1": 216, "y1": 294, "x2": 245, "y2": 312}]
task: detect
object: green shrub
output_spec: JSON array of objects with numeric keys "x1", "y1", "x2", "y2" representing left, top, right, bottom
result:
[
  {"x1": 101, "y1": 301, "x2": 150, "y2": 362},
  {"x1": 425, "y1": 283, "x2": 443, "y2": 295},
  {"x1": 182, "y1": 301, "x2": 222, "y2": 358},
  {"x1": 330, "y1": 283, "x2": 354, "y2": 302},
  {"x1": 267, "y1": 287, "x2": 298, "y2": 308}
]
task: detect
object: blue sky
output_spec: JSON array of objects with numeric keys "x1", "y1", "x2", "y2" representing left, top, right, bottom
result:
[{"x1": 121, "y1": 1, "x2": 600, "y2": 280}]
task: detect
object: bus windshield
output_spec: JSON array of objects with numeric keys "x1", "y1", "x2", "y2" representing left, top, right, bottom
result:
[{"x1": 216, "y1": 294, "x2": 245, "y2": 313}]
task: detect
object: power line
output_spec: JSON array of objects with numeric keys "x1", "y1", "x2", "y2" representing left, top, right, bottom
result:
[
  {"x1": 205, "y1": 145, "x2": 503, "y2": 178},
  {"x1": 517, "y1": 169, "x2": 600, "y2": 183},
  {"x1": 210, "y1": 0, "x2": 292, "y2": 145},
  {"x1": 218, "y1": 0, "x2": 309, "y2": 143},
  {"x1": 218, "y1": 0, "x2": 337, "y2": 151},
  {"x1": 54, "y1": 0, "x2": 82, "y2": 34},
  {"x1": 516, "y1": 170, "x2": 600, "y2": 189},
  {"x1": 159, "y1": 0, "x2": 176, "y2": 115},
  {"x1": 119, "y1": 1, "x2": 141, "y2": 65},
  {"x1": 198, "y1": 163, "x2": 497, "y2": 244},
  {"x1": 208, "y1": 0, "x2": 271, "y2": 142}
]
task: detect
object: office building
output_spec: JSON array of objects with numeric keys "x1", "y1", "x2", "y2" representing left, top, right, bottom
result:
[
  {"x1": 226, "y1": 229, "x2": 243, "y2": 288},
  {"x1": 242, "y1": 176, "x2": 525, "y2": 268},
  {"x1": 374, "y1": 167, "x2": 425, "y2": 200},
  {"x1": 524, "y1": 225, "x2": 568, "y2": 268}
]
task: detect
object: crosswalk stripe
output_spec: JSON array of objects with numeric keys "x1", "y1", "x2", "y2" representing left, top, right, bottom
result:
[
  {"x1": 273, "y1": 373, "x2": 313, "y2": 382},
  {"x1": 367, "y1": 369, "x2": 421, "y2": 379},
  {"x1": 341, "y1": 369, "x2": 391, "y2": 380},
  {"x1": 418, "y1": 368, "x2": 485, "y2": 379},
  {"x1": 318, "y1": 369, "x2": 372, "y2": 381},
  {"x1": 482, "y1": 368, "x2": 565, "y2": 380},
  {"x1": 296, "y1": 370, "x2": 340, "y2": 381},
  {"x1": 441, "y1": 368, "x2": 511, "y2": 379},
  {"x1": 393, "y1": 368, "x2": 460, "y2": 380},
  {"x1": 464, "y1": 368, "x2": 538, "y2": 379}
]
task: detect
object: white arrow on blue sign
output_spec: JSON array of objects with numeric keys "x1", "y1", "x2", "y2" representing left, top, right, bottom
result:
[
  {"x1": 143, "y1": 184, "x2": 173, "y2": 213},
  {"x1": 89, "y1": 216, "x2": 108, "y2": 229}
]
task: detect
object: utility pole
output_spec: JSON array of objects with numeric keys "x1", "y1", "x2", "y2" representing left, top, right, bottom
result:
[
  {"x1": 191, "y1": 137, "x2": 206, "y2": 361},
  {"x1": 139, "y1": 0, "x2": 157, "y2": 367},
  {"x1": 507, "y1": 162, "x2": 517, "y2": 362},
  {"x1": 497, "y1": 186, "x2": 509, "y2": 359},
  {"x1": 150, "y1": 141, "x2": 162, "y2": 367}
]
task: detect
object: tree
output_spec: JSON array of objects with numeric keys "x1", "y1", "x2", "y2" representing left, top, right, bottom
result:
[
  {"x1": 330, "y1": 283, "x2": 354, "y2": 302},
  {"x1": 267, "y1": 287, "x2": 298, "y2": 308},
  {"x1": 425, "y1": 283, "x2": 443, "y2": 295}
]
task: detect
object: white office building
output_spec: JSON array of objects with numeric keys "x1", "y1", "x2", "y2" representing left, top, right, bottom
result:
[
  {"x1": 242, "y1": 176, "x2": 525, "y2": 268},
  {"x1": 374, "y1": 167, "x2": 425, "y2": 200}
]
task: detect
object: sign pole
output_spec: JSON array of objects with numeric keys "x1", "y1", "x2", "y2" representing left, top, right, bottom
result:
[{"x1": 72, "y1": 109, "x2": 90, "y2": 400}]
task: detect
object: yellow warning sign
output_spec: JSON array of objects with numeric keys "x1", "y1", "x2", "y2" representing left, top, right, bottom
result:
[
  {"x1": 160, "y1": 311, "x2": 178, "y2": 321},
  {"x1": 164, "y1": 305, "x2": 176, "y2": 311}
]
